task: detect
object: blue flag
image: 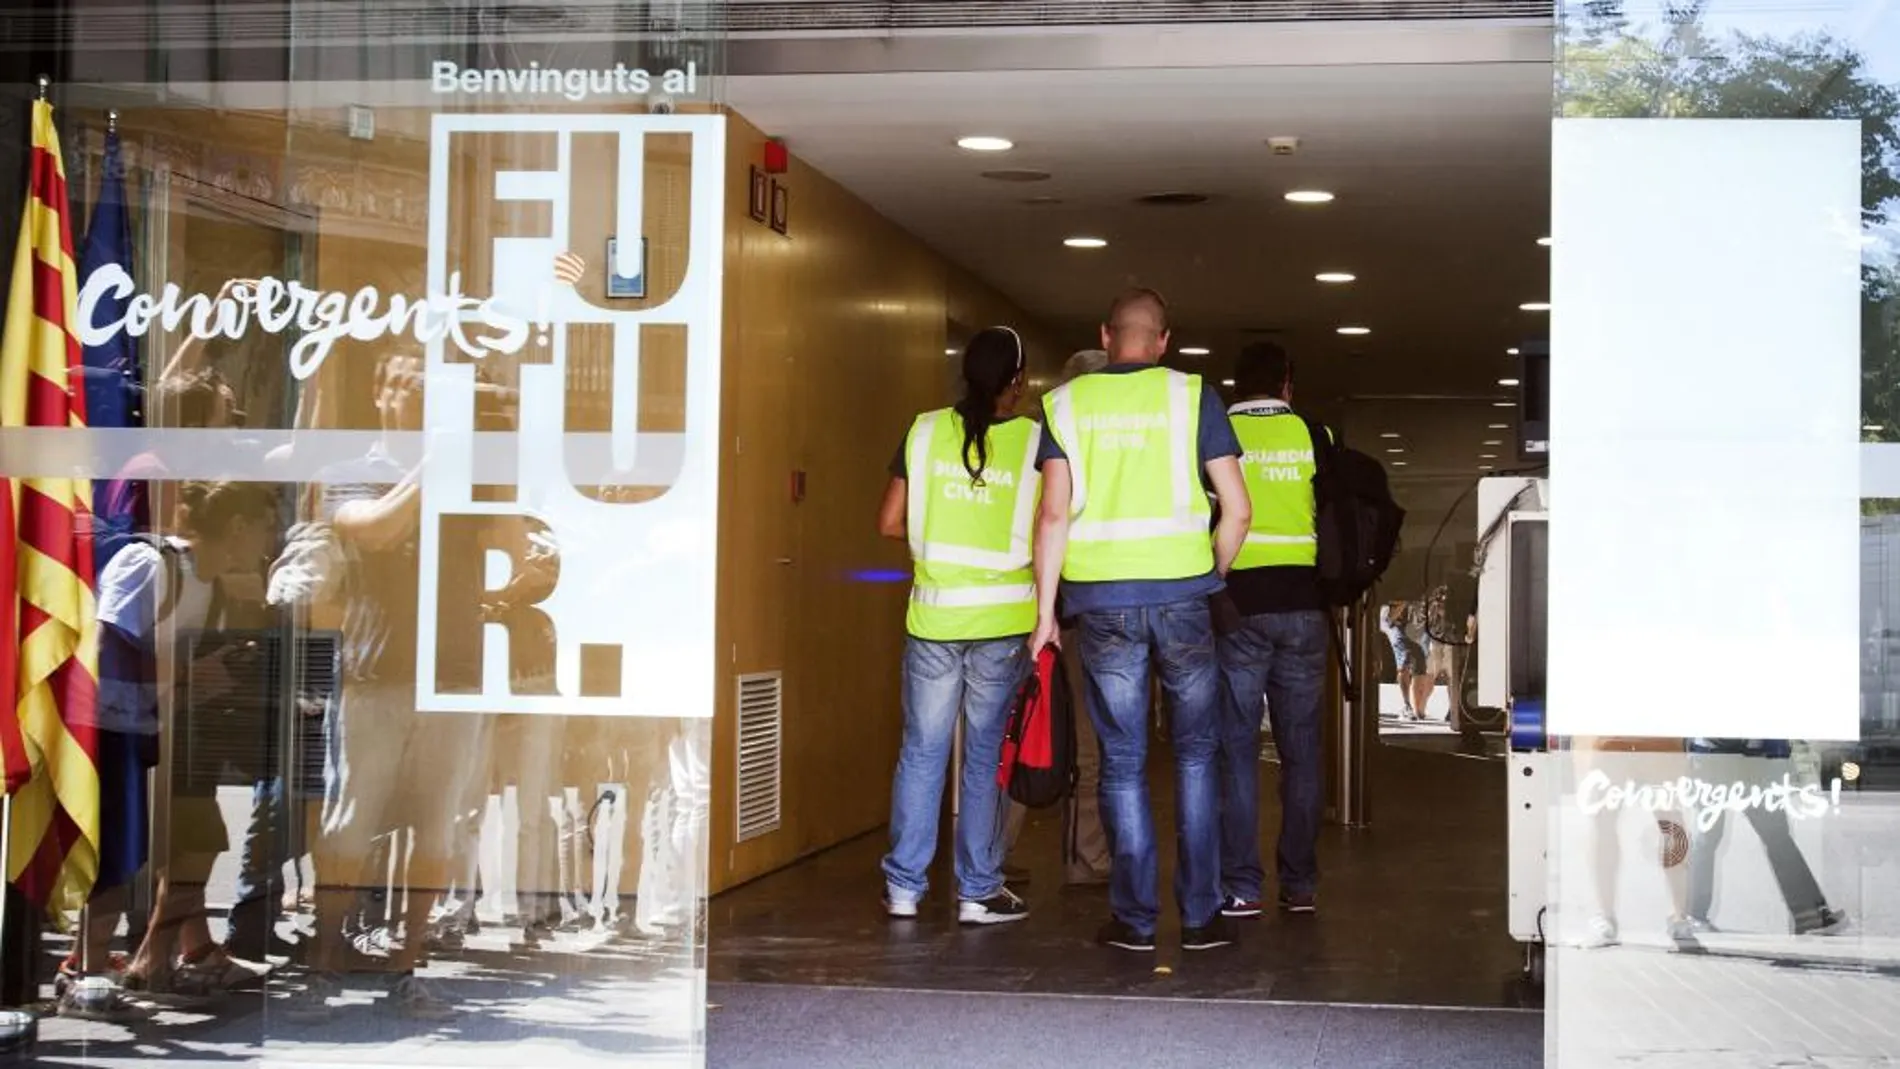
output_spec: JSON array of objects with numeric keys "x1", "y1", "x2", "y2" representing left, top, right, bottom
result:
[
  {"x1": 79, "y1": 128, "x2": 146, "y2": 578},
  {"x1": 79, "y1": 128, "x2": 152, "y2": 896}
]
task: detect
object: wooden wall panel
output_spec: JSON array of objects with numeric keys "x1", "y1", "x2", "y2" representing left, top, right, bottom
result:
[
  {"x1": 77, "y1": 100, "x2": 1075, "y2": 896},
  {"x1": 712, "y1": 113, "x2": 1065, "y2": 892}
]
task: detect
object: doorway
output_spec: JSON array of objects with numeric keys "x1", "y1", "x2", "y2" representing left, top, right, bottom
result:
[{"x1": 705, "y1": 41, "x2": 1550, "y2": 1013}]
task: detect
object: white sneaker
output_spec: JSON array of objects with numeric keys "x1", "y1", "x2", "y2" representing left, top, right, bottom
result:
[
  {"x1": 1580, "y1": 914, "x2": 1619, "y2": 949},
  {"x1": 883, "y1": 895, "x2": 919, "y2": 919},
  {"x1": 58, "y1": 976, "x2": 148, "y2": 1022},
  {"x1": 957, "y1": 888, "x2": 1029, "y2": 926}
]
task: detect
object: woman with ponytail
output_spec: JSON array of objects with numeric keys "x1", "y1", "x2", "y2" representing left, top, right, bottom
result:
[{"x1": 873, "y1": 327, "x2": 1041, "y2": 925}]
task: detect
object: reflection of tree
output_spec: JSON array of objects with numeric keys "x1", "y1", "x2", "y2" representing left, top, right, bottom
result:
[{"x1": 1561, "y1": 1, "x2": 1900, "y2": 432}]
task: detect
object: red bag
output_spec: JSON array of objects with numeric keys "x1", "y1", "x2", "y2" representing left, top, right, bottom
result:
[{"x1": 996, "y1": 646, "x2": 1075, "y2": 809}]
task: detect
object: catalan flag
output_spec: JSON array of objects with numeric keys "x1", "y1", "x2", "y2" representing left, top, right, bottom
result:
[{"x1": 0, "y1": 94, "x2": 102, "y2": 917}]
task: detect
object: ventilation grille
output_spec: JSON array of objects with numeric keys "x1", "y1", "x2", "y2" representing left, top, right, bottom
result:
[
  {"x1": 735, "y1": 671, "x2": 784, "y2": 843},
  {"x1": 1, "y1": 1, "x2": 1554, "y2": 49},
  {"x1": 176, "y1": 630, "x2": 338, "y2": 793}
]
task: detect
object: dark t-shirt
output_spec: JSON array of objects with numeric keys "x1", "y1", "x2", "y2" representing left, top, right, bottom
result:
[
  {"x1": 889, "y1": 414, "x2": 1029, "y2": 480},
  {"x1": 1035, "y1": 364, "x2": 1241, "y2": 614}
]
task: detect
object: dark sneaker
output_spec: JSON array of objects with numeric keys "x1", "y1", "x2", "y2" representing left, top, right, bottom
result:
[
  {"x1": 1182, "y1": 916, "x2": 1237, "y2": 951},
  {"x1": 1796, "y1": 907, "x2": 1851, "y2": 936},
  {"x1": 958, "y1": 888, "x2": 1029, "y2": 926},
  {"x1": 1096, "y1": 919, "x2": 1156, "y2": 952},
  {"x1": 1279, "y1": 890, "x2": 1318, "y2": 914},
  {"x1": 1221, "y1": 895, "x2": 1265, "y2": 918}
]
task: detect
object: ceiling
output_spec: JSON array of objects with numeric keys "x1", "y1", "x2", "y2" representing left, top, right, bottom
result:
[{"x1": 726, "y1": 56, "x2": 1552, "y2": 529}]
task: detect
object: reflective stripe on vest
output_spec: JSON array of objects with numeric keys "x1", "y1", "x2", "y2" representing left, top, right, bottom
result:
[
  {"x1": 903, "y1": 409, "x2": 1041, "y2": 641},
  {"x1": 1230, "y1": 405, "x2": 1319, "y2": 571},
  {"x1": 1043, "y1": 367, "x2": 1213, "y2": 582}
]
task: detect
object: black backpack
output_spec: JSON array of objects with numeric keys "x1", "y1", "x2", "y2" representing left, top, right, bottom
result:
[{"x1": 1298, "y1": 416, "x2": 1404, "y2": 608}]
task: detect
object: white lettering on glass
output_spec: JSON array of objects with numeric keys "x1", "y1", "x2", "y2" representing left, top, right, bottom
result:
[
  {"x1": 74, "y1": 265, "x2": 531, "y2": 380},
  {"x1": 428, "y1": 60, "x2": 698, "y2": 103},
  {"x1": 1575, "y1": 768, "x2": 1841, "y2": 833}
]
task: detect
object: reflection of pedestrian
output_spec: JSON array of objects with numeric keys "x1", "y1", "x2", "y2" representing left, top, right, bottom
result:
[
  {"x1": 1685, "y1": 738, "x2": 1847, "y2": 936},
  {"x1": 1568, "y1": 737, "x2": 1693, "y2": 948},
  {"x1": 293, "y1": 353, "x2": 467, "y2": 1023},
  {"x1": 108, "y1": 482, "x2": 278, "y2": 1000}
]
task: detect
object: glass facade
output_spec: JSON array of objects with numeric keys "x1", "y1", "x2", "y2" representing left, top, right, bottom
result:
[
  {"x1": 1548, "y1": 1, "x2": 1900, "y2": 1064},
  {"x1": 4, "y1": 2, "x2": 1898, "y2": 1067},
  {"x1": 0, "y1": 3, "x2": 726, "y2": 1065}
]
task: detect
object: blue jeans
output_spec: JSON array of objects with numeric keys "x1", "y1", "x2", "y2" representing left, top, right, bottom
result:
[
  {"x1": 1076, "y1": 598, "x2": 1223, "y2": 932},
  {"x1": 229, "y1": 777, "x2": 287, "y2": 940},
  {"x1": 1217, "y1": 610, "x2": 1328, "y2": 900},
  {"x1": 881, "y1": 636, "x2": 1029, "y2": 904}
]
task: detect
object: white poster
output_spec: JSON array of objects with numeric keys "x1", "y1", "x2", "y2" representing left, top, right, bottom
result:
[
  {"x1": 415, "y1": 113, "x2": 726, "y2": 718},
  {"x1": 1548, "y1": 118, "x2": 1861, "y2": 741}
]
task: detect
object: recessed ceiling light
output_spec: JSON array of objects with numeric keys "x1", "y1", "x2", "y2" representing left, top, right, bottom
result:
[
  {"x1": 1480, "y1": 454, "x2": 1499, "y2": 459},
  {"x1": 1285, "y1": 190, "x2": 1335, "y2": 204},
  {"x1": 1380, "y1": 432, "x2": 1401, "y2": 439},
  {"x1": 1479, "y1": 464, "x2": 1496, "y2": 471},
  {"x1": 1220, "y1": 378, "x2": 1236, "y2": 387},
  {"x1": 1499, "y1": 378, "x2": 1521, "y2": 387},
  {"x1": 1336, "y1": 326, "x2": 1370, "y2": 336},
  {"x1": 1392, "y1": 461, "x2": 1409, "y2": 467},
  {"x1": 1483, "y1": 439, "x2": 1503, "y2": 446},
  {"x1": 1520, "y1": 302, "x2": 1551, "y2": 312},
  {"x1": 1064, "y1": 236, "x2": 1107, "y2": 249},
  {"x1": 1385, "y1": 448, "x2": 1405, "y2": 455},
  {"x1": 1507, "y1": 347, "x2": 1521, "y2": 355},
  {"x1": 1180, "y1": 347, "x2": 1211, "y2": 356},
  {"x1": 1489, "y1": 423, "x2": 1510, "y2": 429},
  {"x1": 1866, "y1": 424, "x2": 1886, "y2": 432},
  {"x1": 957, "y1": 136, "x2": 1013, "y2": 152},
  {"x1": 1315, "y1": 272, "x2": 1356, "y2": 284},
  {"x1": 944, "y1": 348, "x2": 957, "y2": 355},
  {"x1": 1537, "y1": 236, "x2": 1553, "y2": 247},
  {"x1": 1493, "y1": 401, "x2": 1516, "y2": 408}
]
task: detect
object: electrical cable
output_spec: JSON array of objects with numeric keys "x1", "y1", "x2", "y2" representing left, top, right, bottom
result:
[{"x1": 1415, "y1": 463, "x2": 1547, "y2": 648}]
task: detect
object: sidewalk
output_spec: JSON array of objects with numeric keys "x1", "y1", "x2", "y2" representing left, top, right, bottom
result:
[{"x1": 1552, "y1": 941, "x2": 1900, "y2": 1066}]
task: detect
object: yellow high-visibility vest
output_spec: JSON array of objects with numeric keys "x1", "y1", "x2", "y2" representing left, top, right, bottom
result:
[
  {"x1": 1230, "y1": 402, "x2": 1320, "y2": 571},
  {"x1": 1042, "y1": 367, "x2": 1213, "y2": 582},
  {"x1": 904, "y1": 409, "x2": 1042, "y2": 641}
]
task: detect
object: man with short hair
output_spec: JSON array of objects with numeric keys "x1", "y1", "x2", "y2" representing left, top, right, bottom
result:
[
  {"x1": 1214, "y1": 342, "x2": 1331, "y2": 918},
  {"x1": 1031, "y1": 290, "x2": 1253, "y2": 952}
]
